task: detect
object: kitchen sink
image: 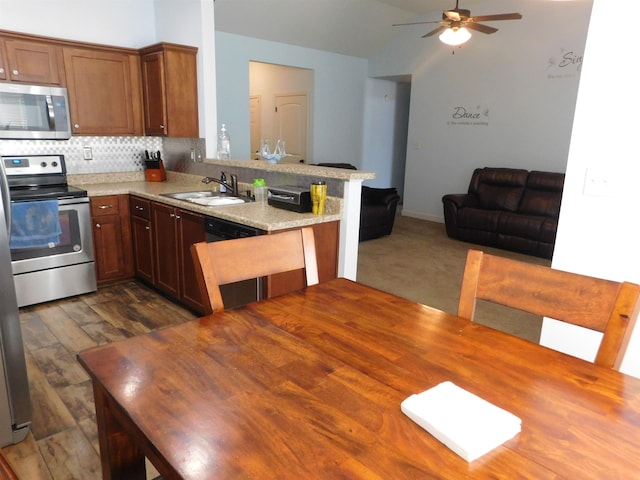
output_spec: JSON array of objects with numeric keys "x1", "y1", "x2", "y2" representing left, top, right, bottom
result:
[
  {"x1": 162, "y1": 190, "x2": 217, "y2": 200},
  {"x1": 161, "y1": 190, "x2": 252, "y2": 206}
]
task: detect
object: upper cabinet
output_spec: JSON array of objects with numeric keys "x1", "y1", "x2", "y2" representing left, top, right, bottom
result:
[
  {"x1": 0, "y1": 29, "x2": 199, "y2": 137},
  {"x1": 140, "y1": 43, "x2": 198, "y2": 138},
  {"x1": 63, "y1": 46, "x2": 143, "y2": 135},
  {"x1": 0, "y1": 34, "x2": 64, "y2": 85}
]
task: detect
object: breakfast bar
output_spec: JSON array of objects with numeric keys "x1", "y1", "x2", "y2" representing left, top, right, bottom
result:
[{"x1": 78, "y1": 278, "x2": 640, "y2": 479}]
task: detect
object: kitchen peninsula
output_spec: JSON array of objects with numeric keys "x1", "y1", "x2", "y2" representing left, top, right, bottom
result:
[{"x1": 71, "y1": 159, "x2": 374, "y2": 298}]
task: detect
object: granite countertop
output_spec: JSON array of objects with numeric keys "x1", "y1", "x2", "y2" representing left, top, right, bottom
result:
[
  {"x1": 70, "y1": 171, "x2": 342, "y2": 231},
  {"x1": 202, "y1": 158, "x2": 376, "y2": 180}
]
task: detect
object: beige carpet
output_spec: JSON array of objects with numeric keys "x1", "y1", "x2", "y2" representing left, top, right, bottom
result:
[{"x1": 356, "y1": 216, "x2": 551, "y2": 343}]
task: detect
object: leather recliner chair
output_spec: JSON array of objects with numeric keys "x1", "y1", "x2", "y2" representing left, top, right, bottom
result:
[{"x1": 312, "y1": 163, "x2": 401, "y2": 241}]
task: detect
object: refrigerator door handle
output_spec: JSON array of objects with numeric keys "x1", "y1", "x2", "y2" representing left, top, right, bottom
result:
[{"x1": 0, "y1": 160, "x2": 10, "y2": 233}]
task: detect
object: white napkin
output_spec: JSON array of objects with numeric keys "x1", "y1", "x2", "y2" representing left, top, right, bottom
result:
[{"x1": 401, "y1": 381, "x2": 521, "y2": 462}]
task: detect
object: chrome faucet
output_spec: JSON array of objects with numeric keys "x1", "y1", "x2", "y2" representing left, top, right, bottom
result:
[{"x1": 202, "y1": 172, "x2": 238, "y2": 196}]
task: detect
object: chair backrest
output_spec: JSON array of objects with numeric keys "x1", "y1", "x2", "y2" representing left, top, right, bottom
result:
[
  {"x1": 191, "y1": 227, "x2": 319, "y2": 315},
  {"x1": 458, "y1": 249, "x2": 640, "y2": 369}
]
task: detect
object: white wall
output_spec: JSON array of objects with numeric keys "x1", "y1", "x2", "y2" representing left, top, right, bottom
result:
[
  {"x1": 367, "y1": 0, "x2": 592, "y2": 221},
  {"x1": 0, "y1": 0, "x2": 155, "y2": 46},
  {"x1": 540, "y1": 0, "x2": 640, "y2": 378},
  {"x1": 215, "y1": 32, "x2": 368, "y2": 165}
]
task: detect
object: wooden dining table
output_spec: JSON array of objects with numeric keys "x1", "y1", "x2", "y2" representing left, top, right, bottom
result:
[{"x1": 78, "y1": 278, "x2": 640, "y2": 479}]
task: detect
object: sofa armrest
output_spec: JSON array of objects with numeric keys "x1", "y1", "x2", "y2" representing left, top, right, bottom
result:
[
  {"x1": 362, "y1": 186, "x2": 400, "y2": 208},
  {"x1": 442, "y1": 193, "x2": 478, "y2": 209}
]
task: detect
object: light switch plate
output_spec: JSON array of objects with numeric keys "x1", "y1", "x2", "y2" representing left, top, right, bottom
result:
[{"x1": 83, "y1": 146, "x2": 93, "y2": 160}]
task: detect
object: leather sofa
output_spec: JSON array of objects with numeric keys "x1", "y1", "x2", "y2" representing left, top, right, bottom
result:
[
  {"x1": 313, "y1": 163, "x2": 401, "y2": 241},
  {"x1": 442, "y1": 167, "x2": 564, "y2": 259}
]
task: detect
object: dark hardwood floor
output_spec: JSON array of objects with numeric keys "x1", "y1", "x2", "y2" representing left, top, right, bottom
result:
[{"x1": 1, "y1": 280, "x2": 196, "y2": 479}]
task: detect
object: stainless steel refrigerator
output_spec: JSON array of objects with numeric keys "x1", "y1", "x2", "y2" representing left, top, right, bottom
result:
[{"x1": 0, "y1": 159, "x2": 31, "y2": 447}]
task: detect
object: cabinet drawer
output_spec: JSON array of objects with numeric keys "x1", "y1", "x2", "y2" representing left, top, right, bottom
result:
[
  {"x1": 91, "y1": 195, "x2": 121, "y2": 216},
  {"x1": 130, "y1": 196, "x2": 151, "y2": 220}
]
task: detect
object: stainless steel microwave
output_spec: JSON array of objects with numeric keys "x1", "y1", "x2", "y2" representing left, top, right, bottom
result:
[{"x1": 0, "y1": 83, "x2": 72, "y2": 140}]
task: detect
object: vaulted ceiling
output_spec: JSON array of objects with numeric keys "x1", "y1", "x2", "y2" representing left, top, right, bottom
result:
[{"x1": 213, "y1": 0, "x2": 486, "y2": 58}]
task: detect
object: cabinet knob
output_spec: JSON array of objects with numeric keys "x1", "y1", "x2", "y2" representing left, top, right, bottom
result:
[
  {"x1": 98, "y1": 205, "x2": 113, "y2": 209},
  {"x1": 95, "y1": 223, "x2": 102, "y2": 229},
  {"x1": 145, "y1": 226, "x2": 150, "y2": 231},
  {"x1": 74, "y1": 124, "x2": 80, "y2": 129},
  {"x1": 0, "y1": 68, "x2": 5, "y2": 74},
  {"x1": 176, "y1": 215, "x2": 181, "y2": 220},
  {"x1": 160, "y1": 125, "x2": 165, "y2": 129},
  {"x1": 136, "y1": 205, "x2": 144, "y2": 211},
  {"x1": 12, "y1": 69, "x2": 19, "y2": 75}
]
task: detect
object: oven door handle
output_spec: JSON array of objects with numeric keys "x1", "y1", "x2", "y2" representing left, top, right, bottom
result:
[{"x1": 0, "y1": 160, "x2": 11, "y2": 233}]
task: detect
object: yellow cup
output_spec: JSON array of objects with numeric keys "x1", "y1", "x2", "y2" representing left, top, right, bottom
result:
[{"x1": 310, "y1": 181, "x2": 327, "y2": 215}]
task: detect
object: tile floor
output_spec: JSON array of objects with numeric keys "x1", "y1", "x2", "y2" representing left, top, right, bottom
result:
[{"x1": 1, "y1": 280, "x2": 196, "y2": 479}]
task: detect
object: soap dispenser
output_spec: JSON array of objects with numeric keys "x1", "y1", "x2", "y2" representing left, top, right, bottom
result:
[{"x1": 217, "y1": 124, "x2": 231, "y2": 159}]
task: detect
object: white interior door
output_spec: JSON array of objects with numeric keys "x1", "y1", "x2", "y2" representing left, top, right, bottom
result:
[
  {"x1": 274, "y1": 94, "x2": 307, "y2": 164},
  {"x1": 249, "y1": 95, "x2": 261, "y2": 160}
]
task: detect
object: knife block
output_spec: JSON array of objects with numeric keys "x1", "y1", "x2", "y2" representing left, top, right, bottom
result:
[{"x1": 146, "y1": 160, "x2": 166, "y2": 182}]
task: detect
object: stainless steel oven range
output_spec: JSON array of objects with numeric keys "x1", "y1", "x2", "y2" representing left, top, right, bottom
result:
[{"x1": 2, "y1": 154, "x2": 96, "y2": 307}]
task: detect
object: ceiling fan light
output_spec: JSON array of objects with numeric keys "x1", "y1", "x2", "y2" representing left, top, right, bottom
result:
[{"x1": 439, "y1": 27, "x2": 471, "y2": 46}]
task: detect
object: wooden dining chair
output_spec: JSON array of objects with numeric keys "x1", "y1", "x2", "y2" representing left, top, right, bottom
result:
[
  {"x1": 458, "y1": 249, "x2": 640, "y2": 369},
  {"x1": 191, "y1": 227, "x2": 319, "y2": 315}
]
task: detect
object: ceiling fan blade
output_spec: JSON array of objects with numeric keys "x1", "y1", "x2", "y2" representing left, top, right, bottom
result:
[
  {"x1": 422, "y1": 25, "x2": 448, "y2": 38},
  {"x1": 392, "y1": 20, "x2": 443, "y2": 27},
  {"x1": 465, "y1": 23, "x2": 498, "y2": 35},
  {"x1": 470, "y1": 13, "x2": 522, "y2": 22}
]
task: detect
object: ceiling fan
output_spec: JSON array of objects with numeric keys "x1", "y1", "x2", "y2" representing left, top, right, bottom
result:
[{"x1": 393, "y1": 1, "x2": 522, "y2": 46}]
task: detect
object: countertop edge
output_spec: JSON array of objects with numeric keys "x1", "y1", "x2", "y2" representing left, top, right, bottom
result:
[{"x1": 73, "y1": 173, "x2": 343, "y2": 231}]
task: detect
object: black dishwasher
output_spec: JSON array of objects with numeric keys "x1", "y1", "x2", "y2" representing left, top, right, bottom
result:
[{"x1": 204, "y1": 216, "x2": 265, "y2": 309}]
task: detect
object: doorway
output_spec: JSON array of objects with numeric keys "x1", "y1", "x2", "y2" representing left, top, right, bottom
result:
[{"x1": 249, "y1": 61, "x2": 313, "y2": 163}]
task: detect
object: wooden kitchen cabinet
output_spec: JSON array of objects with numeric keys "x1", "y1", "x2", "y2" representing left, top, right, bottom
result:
[
  {"x1": 177, "y1": 209, "x2": 207, "y2": 312},
  {"x1": 139, "y1": 43, "x2": 198, "y2": 137},
  {"x1": 130, "y1": 196, "x2": 155, "y2": 285},
  {"x1": 63, "y1": 46, "x2": 143, "y2": 135},
  {"x1": 0, "y1": 42, "x2": 5, "y2": 81},
  {"x1": 151, "y1": 201, "x2": 206, "y2": 313},
  {"x1": 0, "y1": 34, "x2": 64, "y2": 85},
  {"x1": 267, "y1": 221, "x2": 339, "y2": 298},
  {"x1": 91, "y1": 195, "x2": 134, "y2": 285}
]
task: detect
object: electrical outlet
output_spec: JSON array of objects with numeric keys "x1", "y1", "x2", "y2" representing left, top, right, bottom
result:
[
  {"x1": 83, "y1": 146, "x2": 93, "y2": 160},
  {"x1": 583, "y1": 168, "x2": 616, "y2": 197}
]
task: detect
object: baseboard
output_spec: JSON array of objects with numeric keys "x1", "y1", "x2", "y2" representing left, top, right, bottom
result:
[{"x1": 400, "y1": 210, "x2": 444, "y2": 223}]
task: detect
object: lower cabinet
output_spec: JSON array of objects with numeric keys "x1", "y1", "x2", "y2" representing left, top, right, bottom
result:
[
  {"x1": 130, "y1": 196, "x2": 154, "y2": 284},
  {"x1": 136, "y1": 199, "x2": 206, "y2": 314},
  {"x1": 126, "y1": 195, "x2": 338, "y2": 314},
  {"x1": 267, "y1": 221, "x2": 339, "y2": 298},
  {"x1": 90, "y1": 195, "x2": 134, "y2": 284}
]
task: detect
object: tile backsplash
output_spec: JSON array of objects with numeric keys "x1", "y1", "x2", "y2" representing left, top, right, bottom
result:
[{"x1": 0, "y1": 136, "x2": 163, "y2": 174}]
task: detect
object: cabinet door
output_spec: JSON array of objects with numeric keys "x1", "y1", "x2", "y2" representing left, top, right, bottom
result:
[
  {"x1": 0, "y1": 42, "x2": 6, "y2": 81},
  {"x1": 140, "y1": 43, "x2": 198, "y2": 138},
  {"x1": 93, "y1": 214, "x2": 126, "y2": 283},
  {"x1": 177, "y1": 209, "x2": 206, "y2": 313},
  {"x1": 131, "y1": 215, "x2": 155, "y2": 285},
  {"x1": 2, "y1": 37, "x2": 64, "y2": 85},
  {"x1": 152, "y1": 202, "x2": 180, "y2": 298},
  {"x1": 63, "y1": 47, "x2": 142, "y2": 135},
  {"x1": 140, "y1": 51, "x2": 167, "y2": 136},
  {"x1": 91, "y1": 195, "x2": 134, "y2": 284}
]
